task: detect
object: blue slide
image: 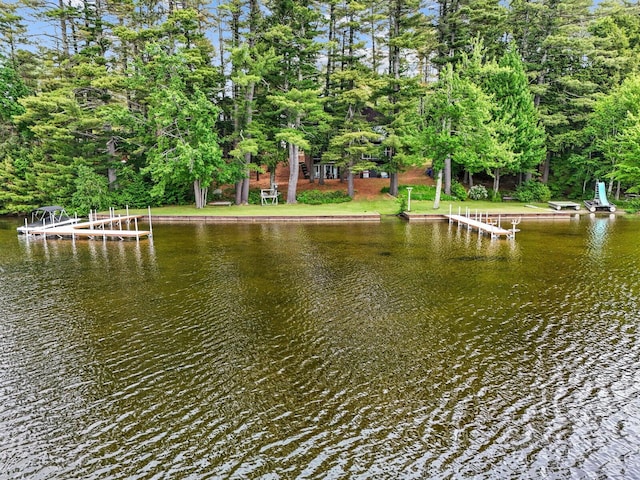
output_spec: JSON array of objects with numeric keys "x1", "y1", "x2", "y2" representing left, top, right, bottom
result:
[{"x1": 597, "y1": 182, "x2": 610, "y2": 206}]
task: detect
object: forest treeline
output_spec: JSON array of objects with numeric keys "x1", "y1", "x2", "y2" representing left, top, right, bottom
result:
[{"x1": 0, "y1": 0, "x2": 639, "y2": 214}]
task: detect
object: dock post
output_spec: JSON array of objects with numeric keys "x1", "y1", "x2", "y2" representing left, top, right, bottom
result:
[{"x1": 148, "y1": 206, "x2": 153, "y2": 236}]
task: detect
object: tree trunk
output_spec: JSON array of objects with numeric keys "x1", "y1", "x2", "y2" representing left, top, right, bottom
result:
[
  {"x1": 541, "y1": 153, "x2": 550, "y2": 183},
  {"x1": 433, "y1": 169, "x2": 443, "y2": 209},
  {"x1": 240, "y1": 78, "x2": 256, "y2": 205},
  {"x1": 287, "y1": 141, "x2": 300, "y2": 203},
  {"x1": 58, "y1": 0, "x2": 70, "y2": 57},
  {"x1": 493, "y1": 168, "x2": 501, "y2": 193},
  {"x1": 241, "y1": 177, "x2": 250, "y2": 204},
  {"x1": 234, "y1": 180, "x2": 242, "y2": 205},
  {"x1": 347, "y1": 161, "x2": 355, "y2": 197},
  {"x1": 108, "y1": 168, "x2": 117, "y2": 189},
  {"x1": 194, "y1": 179, "x2": 208, "y2": 209},
  {"x1": 387, "y1": 0, "x2": 402, "y2": 197},
  {"x1": 389, "y1": 172, "x2": 399, "y2": 197},
  {"x1": 444, "y1": 155, "x2": 451, "y2": 195}
]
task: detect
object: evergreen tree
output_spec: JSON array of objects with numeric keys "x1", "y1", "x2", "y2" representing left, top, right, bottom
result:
[
  {"x1": 418, "y1": 63, "x2": 496, "y2": 207},
  {"x1": 588, "y1": 75, "x2": 640, "y2": 195},
  {"x1": 382, "y1": 0, "x2": 432, "y2": 196},
  {"x1": 141, "y1": 48, "x2": 232, "y2": 208},
  {"x1": 480, "y1": 46, "x2": 546, "y2": 190},
  {"x1": 509, "y1": 0, "x2": 599, "y2": 190},
  {"x1": 261, "y1": 0, "x2": 325, "y2": 203}
]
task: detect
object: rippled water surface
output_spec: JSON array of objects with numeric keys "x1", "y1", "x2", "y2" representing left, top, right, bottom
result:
[{"x1": 1, "y1": 215, "x2": 640, "y2": 479}]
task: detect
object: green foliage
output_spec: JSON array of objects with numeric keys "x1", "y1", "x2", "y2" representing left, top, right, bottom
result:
[
  {"x1": 624, "y1": 198, "x2": 640, "y2": 214},
  {"x1": 296, "y1": 189, "x2": 352, "y2": 205},
  {"x1": 514, "y1": 180, "x2": 551, "y2": 203},
  {"x1": 140, "y1": 47, "x2": 232, "y2": 208},
  {"x1": 0, "y1": 64, "x2": 29, "y2": 122},
  {"x1": 450, "y1": 181, "x2": 467, "y2": 201},
  {"x1": 468, "y1": 184, "x2": 489, "y2": 200},
  {"x1": 248, "y1": 189, "x2": 262, "y2": 205},
  {"x1": 386, "y1": 185, "x2": 456, "y2": 201},
  {"x1": 2, "y1": 0, "x2": 639, "y2": 211},
  {"x1": 110, "y1": 165, "x2": 153, "y2": 209},
  {"x1": 488, "y1": 189, "x2": 502, "y2": 202},
  {"x1": 588, "y1": 76, "x2": 640, "y2": 192},
  {"x1": 71, "y1": 165, "x2": 111, "y2": 215}
]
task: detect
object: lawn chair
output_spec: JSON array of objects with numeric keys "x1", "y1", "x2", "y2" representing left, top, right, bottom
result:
[{"x1": 260, "y1": 184, "x2": 279, "y2": 205}]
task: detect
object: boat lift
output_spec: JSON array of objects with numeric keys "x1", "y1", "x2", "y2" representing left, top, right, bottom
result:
[{"x1": 19, "y1": 206, "x2": 153, "y2": 241}]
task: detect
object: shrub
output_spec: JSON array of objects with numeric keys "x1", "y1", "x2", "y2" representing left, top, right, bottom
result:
[
  {"x1": 468, "y1": 184, "x2": 488, "y2": 201},
  {"x1": 488, "y1": 189, "x2": 502, "y2": 202},
  {"x1": 514, "y1": 180, "x2": 551, "y2": 203},
  {"x1": 248, "y1": 189, "x2": 262, "y2": 205},
  {"x1": 383, "y1": 185, "x2": 457, "y2": 201},
  {"x1": 71, "y1": 165, "x2": 111, "y2": 215},
  {"x1": 297, "y1": 189, "x2": 352, "y2": 205},
  {"x1": 110, "y1": 166, "x2": 153, "y2": 208},
  {"x1": 451, "y1": 181, "x2": 467, "y2": 201},
  {"x1": 625, "y1": 198, "x2": 640, "y2": 214}
]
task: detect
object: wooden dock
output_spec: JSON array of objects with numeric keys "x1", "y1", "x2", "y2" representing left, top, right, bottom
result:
[
  {"x1": 27, "y1": 209, "x2": 152, "y2": 240},
  {"x1": 445, "y1": 207, "x2": 521, "y2": 240}
]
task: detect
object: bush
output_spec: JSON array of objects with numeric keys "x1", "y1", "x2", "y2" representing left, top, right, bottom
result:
[
  {"x1": 110, "y1": 166, "x2": 153, "y2": 208},
  {"x1": 71, "y1": 165, "x2": 111, "y2": 215},
  {"x1": 488, "y1": 189, "x2": 502, "y2": 202},
  {"x1": 297, "y1": 189, "x2": 352, "y2": 205},
  {"x1": 450, "y1": 181, "x2": 467, "y2": 201},
  {"x1": 468, "y1": 184, "x2": 488, "y2": 200},
  {"x1": 514, "y1": 180, "x2": 551, "y2": 203},
  {"x1": 384, "y1": 185, "x2": 457, "y2": 201},
  {"x1": 625, "y1": 198, "x2": 640, "y2": 214},
  {"x1": 248, "y1": 189, "x2": 262, "y2": 205}
]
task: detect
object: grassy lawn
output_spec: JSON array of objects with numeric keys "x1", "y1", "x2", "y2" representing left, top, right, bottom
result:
[
  {"x1": 118, "y1": 198, "x2": 554, "y2": 217},
  {"x1": 405, "y1": 200, "x2": 552, "y2": 214}
]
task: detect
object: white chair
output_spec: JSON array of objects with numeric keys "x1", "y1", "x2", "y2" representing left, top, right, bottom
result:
[{"x1": 260, "y1": 184, "x2": 279, "y2": 205}]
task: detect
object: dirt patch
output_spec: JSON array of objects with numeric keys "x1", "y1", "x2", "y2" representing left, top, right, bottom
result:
[{"x1": 250, "y1": 165, "x2": 435, "y2": 201}]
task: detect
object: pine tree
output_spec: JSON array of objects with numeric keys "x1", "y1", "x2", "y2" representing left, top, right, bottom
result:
[
  {"x1": 418, "y1": 63, "x2": 496, "y2": 207},
  {"x1": 509, "y1": 0, "x2": 599, "y2": 187},
  {"x1": 261, "y1": 0, "x2": 325, "y2": 203}
]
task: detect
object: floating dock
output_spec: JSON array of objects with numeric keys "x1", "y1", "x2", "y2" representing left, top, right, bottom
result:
[
  {"x1": 25, "y1": 207, "x2": 153, "y2": 241},
  {"x1": 548, "y1": 201, "x2": 581, "y2": 211},
  {"x1": 445, "y1": 207, "x2": 521, "y2": 240}
]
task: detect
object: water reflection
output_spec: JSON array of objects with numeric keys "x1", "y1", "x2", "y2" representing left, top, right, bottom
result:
[
  {"x1": 16, "y1": 234, "x2": 157, "y2": 274},
  {"x1": 1, "y1": 217, "x2": 640, "y2": 478}
]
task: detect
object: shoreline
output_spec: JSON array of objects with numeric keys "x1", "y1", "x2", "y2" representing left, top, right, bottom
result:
[{"x1": 119, "y1": 208, "x2": 614, "y2": 224}]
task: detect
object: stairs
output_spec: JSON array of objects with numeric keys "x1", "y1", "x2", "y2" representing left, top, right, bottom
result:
[{"x1": 299, "y1": 162, "x2": 310, "y2": 179}]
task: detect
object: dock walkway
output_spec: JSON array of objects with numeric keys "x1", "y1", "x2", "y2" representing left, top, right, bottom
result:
[
  {"x1": 27, "y1": 210, "x2": 152, "y2": 240},
  {"x1": 445, "y1": 208, "x2": 520, "y2": 240}
]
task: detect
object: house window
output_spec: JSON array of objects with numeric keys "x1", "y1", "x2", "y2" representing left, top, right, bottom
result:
[{"x1": 313, "y1": 163, "x2": 339, "y2": 179}]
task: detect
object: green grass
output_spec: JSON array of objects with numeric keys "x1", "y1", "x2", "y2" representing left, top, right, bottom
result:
[
  {"x1": 404, "y1": 200, "x2": 551, "y2": 214},
  {"x1": 117, "y1": 198, "x2": 553, "y2": 217}
]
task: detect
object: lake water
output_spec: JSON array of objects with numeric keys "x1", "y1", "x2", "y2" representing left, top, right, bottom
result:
[{"x1": 1, "y1": 214, "x2": 640, "y2": 479}]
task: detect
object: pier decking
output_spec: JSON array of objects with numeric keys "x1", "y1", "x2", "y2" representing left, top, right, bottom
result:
[
  {"x1": 445, "y1": 207, "x2": 521, "y2": 240},
  {"x1": 26, "y1": 209, "x2": 152, "y2": 240}
]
